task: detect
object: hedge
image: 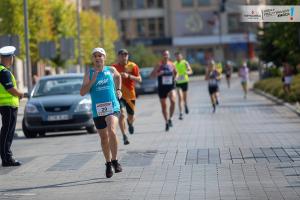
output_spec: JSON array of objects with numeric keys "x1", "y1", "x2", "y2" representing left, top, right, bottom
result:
[{"x1": 253, "y1": 74, "x2": 300, "y2": 103}]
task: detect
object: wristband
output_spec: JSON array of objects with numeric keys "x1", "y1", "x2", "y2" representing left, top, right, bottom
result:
[{"x1": 117, "y1": 89, "x2": 121, "y2": 91}]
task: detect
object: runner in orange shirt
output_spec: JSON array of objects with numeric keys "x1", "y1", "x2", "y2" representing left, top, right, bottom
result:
[{"x1": 113, "y1": 49, "x2": 142, "y2": 145}]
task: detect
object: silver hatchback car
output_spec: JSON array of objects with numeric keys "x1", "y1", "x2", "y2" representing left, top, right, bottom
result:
[{"x1": 22, "y1": 74, "x2": 96, "y2": 138}]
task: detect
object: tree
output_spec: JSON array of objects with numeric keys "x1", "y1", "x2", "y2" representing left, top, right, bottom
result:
[
  {"x1": 102, "y1": 17, "x2": 119, "y2": 65},
  {"x1": 127, "y1": 44, "x2": 159, "y2": 67},
  {"x1": 27, "y1": 0, "x2": 53, "y2": 63},
  {"x1": 0, "y1": 0, "x2": 53, "y2": 63},
  {"x1": 80, "y1": 11, "x2": 119, "y2": 66},
  {"x1": 0, "y1": 1, "x2": 119, "y2": 69},
  {"x1": 0, "y1": 0, "x2": 26, "y2": 56},
  {"x1": 259, "y1": 0, "x2": 300, "y2": 66},
  {"x1": 48, "y1": 0, "x2": 76, "y2": 68}
]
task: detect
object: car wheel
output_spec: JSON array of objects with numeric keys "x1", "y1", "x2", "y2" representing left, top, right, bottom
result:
[
  {"x1": 22, "y1": 119, "x2": 38, "y2": 138},
  {"x1": 86, "y1": 126, "x2": 97, "y2": 134},
  {"x1": 39, "y1": 132, "x2": 46, "y2": 137}
]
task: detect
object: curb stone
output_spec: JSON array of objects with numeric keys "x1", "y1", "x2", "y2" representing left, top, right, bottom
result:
[{"x1": 254, "y1": 88, "x2": 300, "y2": 116}]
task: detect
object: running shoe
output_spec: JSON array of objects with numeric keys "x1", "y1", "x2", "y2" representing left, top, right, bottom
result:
[
  {"x1": 105, "y1": 162, "x2": 113, "y2": 178},
  {"x1": 185, "y1": 104, "x2": 189, "y2": 114},
  {"x1": 165, "y1": 123, "x2": 169, "y2": 131},
  {"x1": 168, "y1": 119, "x2": 173, "y2": 127},
  {"x1": 213, "y1": 104, "x2": 216, "y2": 113},
  {"x1": 179, "y1": 113, "x2": 183, "y2": 120},
  {"x1": 123, "y1": 134, "x2": 130, "y2": 145},
  {"x1": 112, "y1": 160, "x2": 122, "y2": 173},
  {"x1": 127, "y1": 120, "x2": 134, "y2": 134}
]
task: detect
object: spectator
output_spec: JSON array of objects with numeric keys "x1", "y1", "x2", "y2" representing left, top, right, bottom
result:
[{"x1": 282, "y1": 62, "x2": 294, "y2": 95}]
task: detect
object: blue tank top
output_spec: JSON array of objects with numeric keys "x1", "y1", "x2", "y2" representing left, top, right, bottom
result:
[
  {"x1": 89, "y1": 66, "x2": 120, "y2": 118},
  {"x1": 208, "y1": 70, "x2": 218, "y2": 86},
  {"x1": 157, "y1": 61, "x2": 175, "y2": 88}
]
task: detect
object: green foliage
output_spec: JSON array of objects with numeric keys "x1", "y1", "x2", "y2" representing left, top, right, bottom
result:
[
  {"x1": 102, "y1": 17, "x2": 119, "y2": 65},
  {"x1": 80, "y1": 12, "x2": 118, "y2": 66},
  {"x1": 127, "y1": 44, "x2": 159, "y2": 68},
  {"x1": 264, "y1": 67, "x2": 282, "y2": 77},
  {"x1": 259, "y1": 0, "x2": 300, "y2": 66},
  {"x1": 247, "y1": 61, "x2": 259, "y2": 71},
  {"x1": 47, "y1": 0, "x2": 76, "y2": 68},
  {"x1": 50, "y1": 0, "x2": 76, "y2": 38},
  {"x1": 254, "y1": 74, "x2": 300, "y2": 103},
  {"x1": 0, "y1": 1, "x2": 119, "y2": 69},
  {"x1": 27, "y1": 0, "x2": 53, "y2": 63},
  {"x1": 0, "y1": 0, "x2": 24, "y2": 50},
  {"x1": 190, "y1": 63, "x2": 206, "y2": 75}
]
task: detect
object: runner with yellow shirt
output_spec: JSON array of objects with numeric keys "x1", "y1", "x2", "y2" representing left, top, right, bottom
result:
[
  {"x1": 174, "y1": 52, "x2": 193, "y2": 120},
  {"x1": 215, "y1": 61, "x2": 223, "y2": 105}
]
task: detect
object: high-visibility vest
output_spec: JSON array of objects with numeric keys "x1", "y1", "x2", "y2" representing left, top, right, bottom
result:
[
  {"x1": 174, "y1": 59, "x2": 189, "y2": 84},
  {"x1": 0, "y1": 65, "x2": 19, "y2": 107}
]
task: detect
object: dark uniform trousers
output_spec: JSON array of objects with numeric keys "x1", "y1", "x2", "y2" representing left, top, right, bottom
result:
[{"x1": 0, "y1": 106, "x2": 18, "y2": 162}]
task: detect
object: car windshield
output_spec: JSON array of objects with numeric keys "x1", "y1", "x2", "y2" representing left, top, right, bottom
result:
[
  {"x1": 33, "y1": 77, "x2": 83, "y2": 97},
  {"x1": 140, "y1": 68, "x2": 152, "y2": 79}
]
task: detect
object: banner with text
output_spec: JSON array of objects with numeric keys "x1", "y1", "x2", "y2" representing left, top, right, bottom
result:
[{"x1": 240, "y1": 5, "x2": 300, "y2": 22}]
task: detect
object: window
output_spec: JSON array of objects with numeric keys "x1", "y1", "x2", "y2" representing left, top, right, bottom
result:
[
  {"x1": 137, "y1": 19, "x2": 146, "y2": 37},
  {"x1": 157, "y1": 0, "x2": 163, "y2": 8},
  {"x1": 158, "y1": 18, "x2": 165, "y2": 37},
  {"x1": 127, "y1": 0, "x2": 134, "y2": 9},
  {"x1": 148, "y1": 18, "x2": 156, "y2": 37},
  {"x1": 120, "y1": 20, "x2": 127, "y2": 37},
  {"x1": 228, "y1": 14, "x2": 243, "y2": 33},
  {"x1": 147, "y1": 0, "x2": 155, "y2": 8},
  {"x1": 120, "y1": 0, "x2": 126, "y2": 10},
  {"x1": 134, "y1": 17, "x2": 166, "y2": 38},
  {"x1": 34, "y1": 78, "x2": 83, "y2": 97},
  {"x1": 198, "y1": 0, "x2": 210, "y2": 6},
  {"x1": 120, "y1": 0, "x2": 134, "y2": 10},
  {"x1": 181, "y1": 0, "x2": 193, "y2": 7},
  {"x1": 186, "y1": 48, "x2": 212, "y2": 64},
  {"x1": 136, "y1": 0, "x2": 145, "y2": 9}
]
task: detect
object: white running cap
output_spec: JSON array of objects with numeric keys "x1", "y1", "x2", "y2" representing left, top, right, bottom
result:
[{"x1": 92, "y1": 47, "x2": 106, "y2": 56}]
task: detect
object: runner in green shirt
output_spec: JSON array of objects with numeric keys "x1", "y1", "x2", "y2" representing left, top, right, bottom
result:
[{"x1": 174, "y1": 52, "x2": 193, "y2": 120}]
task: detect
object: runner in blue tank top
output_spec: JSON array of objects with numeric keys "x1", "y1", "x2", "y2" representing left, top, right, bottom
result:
[
  {"x1": 150, "y1": 50, "x2": 177, "y2": 132},
  {"x1": 80, "y1": 47, "x2": 123, "y2": 178},
  {"x1": 205, "y1": 60, "x2": 221, "y2": 113}
]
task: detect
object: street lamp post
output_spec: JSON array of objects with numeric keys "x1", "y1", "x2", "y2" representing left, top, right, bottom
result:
[
  {"x1": 99, "y1": 0, "x2": 104, "y2": 47},
  {"x1": 246, "y1": 0, "x2": 251, "y2": 60},
  {"x1": 23, "y1": 0, "x2": 32, "y2": 93},
  {"x1": 76, "y1": 0, "x2": 82, "y2": 70}
]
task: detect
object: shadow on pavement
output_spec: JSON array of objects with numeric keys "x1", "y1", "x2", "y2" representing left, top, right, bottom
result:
[
  {"x1": 14, "y1": 131, "x2": 89, "y2": 140},
  {"x1": 0, "y1": 177, "x2": 112, "y2": 193}
]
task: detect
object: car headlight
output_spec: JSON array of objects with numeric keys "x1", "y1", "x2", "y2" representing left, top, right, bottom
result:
[
  {"x1": 25, "y1": 103, "x2": 39, "y2": 114},
  {"x1": 75, "y1": 98, "x2": 91, "y2": 112},
  {"x1": 135, "y1": 83, "x2": 141, "y2": 89}
]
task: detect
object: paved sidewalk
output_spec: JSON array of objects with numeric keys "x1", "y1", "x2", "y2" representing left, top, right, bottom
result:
[{"x1": 1, "y1": 75, "x2": 300, "y2": 200}]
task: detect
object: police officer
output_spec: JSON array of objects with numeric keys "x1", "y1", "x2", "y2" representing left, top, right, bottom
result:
[{"x1": 0, "y1": 46, "x2": 24, "y2": 167}]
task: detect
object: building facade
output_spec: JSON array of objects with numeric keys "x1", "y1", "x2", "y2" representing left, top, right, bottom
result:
[{"x1": 82, "y1": 0, "x2": 267, "y2": 64}]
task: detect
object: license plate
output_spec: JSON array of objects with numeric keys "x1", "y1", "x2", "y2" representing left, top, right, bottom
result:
[{"x1": 47, "y1": 114, "x2": 70, "y2": 121}]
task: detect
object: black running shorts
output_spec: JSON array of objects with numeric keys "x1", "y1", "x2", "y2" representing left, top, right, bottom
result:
[
  {"x1": 158, "y1": 86, "x2": 174, "y2": 99},
  {"x1": 176, "y1": 82, "x2": 188, "y2": 92},
  {"x1": 93, "y1": 112, "x2": 120, "y2": 129}
]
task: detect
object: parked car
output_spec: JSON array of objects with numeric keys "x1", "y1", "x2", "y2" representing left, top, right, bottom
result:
[
  {"x1": 135, "y1": 67, "x2": 158, "y2": 95},
  {"x1": 22, "y1": 74, "x2": 96, "y2": 138}
]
